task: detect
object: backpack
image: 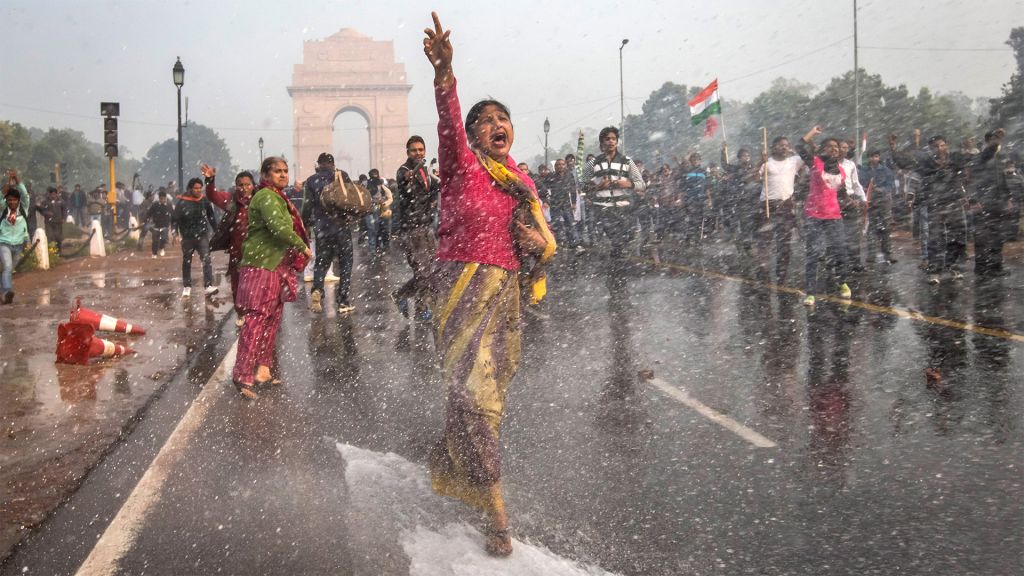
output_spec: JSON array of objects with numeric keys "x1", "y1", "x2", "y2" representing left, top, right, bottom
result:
[{"x1": 321, "y1": 169, "x2": 373, "y2": 217}]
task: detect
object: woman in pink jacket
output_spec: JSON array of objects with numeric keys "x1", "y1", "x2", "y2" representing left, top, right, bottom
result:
[{"x1": 423, "y1": 12, "x2": 553, "y2": 557}]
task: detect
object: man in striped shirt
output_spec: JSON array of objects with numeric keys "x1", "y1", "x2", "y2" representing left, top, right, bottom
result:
[{"x1": 583, "y1": 126, "x2": 645, "y2": 263}]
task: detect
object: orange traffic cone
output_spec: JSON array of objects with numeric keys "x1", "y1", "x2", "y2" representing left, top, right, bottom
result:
[
  {"x1": 56, "y1": 322, "x2": 136, "y2": 365},
  {"x1": 70, "y1": 299, "x2": 146, "y2": 335}
]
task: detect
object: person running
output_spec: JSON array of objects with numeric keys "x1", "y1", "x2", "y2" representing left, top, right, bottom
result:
[
  {"x1": 146, "y1": 189, "x2": 173, "y2": 257},
  {"x1": 392, "y1": 135, "x2": 440, "y2": 321},
  {"x1": 202, "y1": 164, "x2": 257, "y2": 317},
  {"x1": 232, "y1": 157, "x2": 311, "y2": 399},
  {"x1": 423, "y1": 12, "x2": 554, "y2": 557},
  {"x1": 797, "y1": 126, "x2": 853, "y2": 307},
  {"x1": 302, "y1": 153, "x2": 356, "y2": 314},
  {"x1": 0, "y1": 171, "x2": 30, "y2": 305},
  {"x1": 172, "y1": 178, "x2": 218, "y2": 298}
]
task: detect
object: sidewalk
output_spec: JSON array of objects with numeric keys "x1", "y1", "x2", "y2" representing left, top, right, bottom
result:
[{"x1": 0, "y1": 248, "x2": 233, "y2": 561}]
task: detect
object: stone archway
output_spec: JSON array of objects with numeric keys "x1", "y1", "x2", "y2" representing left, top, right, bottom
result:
[{"x1": 288, "y1": 29, "x2": 412, "y2": 180}]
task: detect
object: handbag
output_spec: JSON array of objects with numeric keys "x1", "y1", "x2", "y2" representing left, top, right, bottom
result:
[
  {"x1": 209, "y1": 201, "x2": 237, "y2": 251},
  {"x1": 321, "y1": 170, "x2": 373, "y2": 217}
]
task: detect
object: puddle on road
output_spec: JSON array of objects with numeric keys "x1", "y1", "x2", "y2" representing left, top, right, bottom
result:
[{"x1": 336, "y1": 443, "x2": 618, "y2": 576}]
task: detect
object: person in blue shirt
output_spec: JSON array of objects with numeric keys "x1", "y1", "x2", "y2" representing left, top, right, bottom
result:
[
  {"x1": 860, "y1": 150, "x2": 898, "y2": 265},
  {"x1": 1, "y1": 170, "x2": 31, "y2": 304}
]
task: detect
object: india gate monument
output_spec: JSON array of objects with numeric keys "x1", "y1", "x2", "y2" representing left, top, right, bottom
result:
[{"x1": 288, "y1": 29, "x2": 412, "y2": 178}]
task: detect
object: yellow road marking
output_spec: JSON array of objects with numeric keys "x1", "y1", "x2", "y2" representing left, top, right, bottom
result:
[{"x1": 629, "y1": 257, "x2": 1024, "y2": 344}]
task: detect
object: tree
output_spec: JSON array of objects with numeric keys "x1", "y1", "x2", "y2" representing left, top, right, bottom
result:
[
  {"x1": 622, "y1": 82, "x2": 705, "y2": 166},
  {"x1": 0, "y1": 122, "x2": 33, "y2": 173},
  {"x1": 988, "y1": 27, "x2": 1024, "y2": 149},
  {"x1": 139, "y1": 123, "x2": 234, "y2": 190},
  {"x1": 744, "y1": 78, "x2": 815, "y2": 151}
]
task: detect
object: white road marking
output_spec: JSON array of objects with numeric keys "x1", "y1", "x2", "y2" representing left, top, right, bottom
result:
[
  {"x1": 646, "y1": 377, "x2": 777, "y2": 448},
  {"x1": 75, "y1": 341, "x2": 237, "y2": 576}
]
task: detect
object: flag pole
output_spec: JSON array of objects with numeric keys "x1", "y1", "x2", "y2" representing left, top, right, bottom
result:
[
  {"x1": 718, "y1": 81, "x2": 729, "y2": 160},
  {"x1": 762, "y1": 127, "x2": 770, "y2": 220}
]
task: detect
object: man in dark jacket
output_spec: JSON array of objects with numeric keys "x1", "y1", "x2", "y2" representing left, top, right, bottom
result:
[
  {"x1": 146, "y1": 189, "x2": 173, "y2": 257},
  {"x1": 548, "y1": 158, "x2": 581, "y2": 251},
  {"x1": 302, "y1": 152, "x2": 356, "y2": 314},
  {"x1": 970, "y1": 129, "x2": 1013, "y2": 277},
  {"x1": 172, "y1": 177, "x2": 217, "y2": 297},
  {"x1": 39, "y1": 186, "x2": 67, "y2": 252},
  {"x1": 392, "y1": 135, "x2": 439, "y2": 320}
]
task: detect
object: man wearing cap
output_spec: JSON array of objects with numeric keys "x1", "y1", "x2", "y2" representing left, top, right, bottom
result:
[{"x1": 302, "y1": 153, "x2": 356, "y2": 314}]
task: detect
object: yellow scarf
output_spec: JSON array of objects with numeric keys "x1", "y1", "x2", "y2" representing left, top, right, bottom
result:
[{"x1": 475, "y1": 152, "x2": 557, "y2": 304}]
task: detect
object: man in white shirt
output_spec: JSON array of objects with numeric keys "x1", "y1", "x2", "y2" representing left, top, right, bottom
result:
[
  {"x1": 839, "y1": 140, "x2": 868, "y2": 271},
  {"x1": 756, "y1": 136, "x2": 804, "y2": 284}
]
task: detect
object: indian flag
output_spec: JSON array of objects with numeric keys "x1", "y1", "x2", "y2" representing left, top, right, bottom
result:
[{"x1": 689, "y1": 79, "x2": 721, "y2": 126}]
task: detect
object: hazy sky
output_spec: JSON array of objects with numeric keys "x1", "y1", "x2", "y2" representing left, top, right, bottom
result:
[{"x1": 2, "y1": 0, "x2": 1019, "y2": 178}]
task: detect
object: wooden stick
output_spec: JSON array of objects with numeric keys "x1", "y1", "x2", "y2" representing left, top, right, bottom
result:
[{"x1": 762, "y1": 127, "x2": 770, "y2": 220}]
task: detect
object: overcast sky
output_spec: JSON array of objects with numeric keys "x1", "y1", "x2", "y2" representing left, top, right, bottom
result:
[{"x1": 1, "y1": 0, "x2": 1019, "y2": 178}]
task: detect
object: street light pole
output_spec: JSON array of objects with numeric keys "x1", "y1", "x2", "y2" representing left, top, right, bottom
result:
[
  {"x1": 258, "y1": 137, "x2": 264, "y2": 165},
  {"x1": 543, "y1": 117, "x2": 550, "y2": 166},
  {"x1": 172, "y1": 57, "x2": 185, "y2": 196},
  {"x1": 853, "y1": 0, "x2": 860, "y2": 160},
  {"x1": 619, "y1": 39, "x2": 629, "y2": 154}
]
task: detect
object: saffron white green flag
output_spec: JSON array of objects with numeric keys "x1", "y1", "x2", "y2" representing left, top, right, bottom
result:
[{"x1": 688, "y1": 79, "x2": 721, "y2": 125}]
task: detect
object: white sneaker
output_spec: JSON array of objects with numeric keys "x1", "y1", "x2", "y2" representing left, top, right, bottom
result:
[
  {"x1": 325, "y1": 274, "x2": 341, "y2": 283},
  {"x1": 181, "y1": 287, "x2": 192, "y2": 298},
  {"x1": 303, "y1": 274, "x2": 314, "y2": 283},
  {"x1": 204, "y1": 285, "x2": 219, "y2": 296},
  {"x1": 152, "y1": 254, "x2": 157, "y2": 259},
  {"x1": 159, "y1": 249, "x2": 165, "y2": 257}
]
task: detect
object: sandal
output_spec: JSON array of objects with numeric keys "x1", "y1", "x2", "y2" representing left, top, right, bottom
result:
[
  {"x1": 254, "y1": 377, "x2": 282, "y2": 390},
  {"x1": 233, "y1": 380, "x2": 259, "y2": 400},
  {"x1": 484, "y1": 527, "x2": 512, "y2": 557}
]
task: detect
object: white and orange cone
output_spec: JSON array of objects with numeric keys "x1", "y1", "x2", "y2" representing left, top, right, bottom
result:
[
  {"x1": 70, "y1": 299, "x2": 146, "y2": 335},
  {"x1": 56, "y1": 322, "x2": 136, "y2": 365}
]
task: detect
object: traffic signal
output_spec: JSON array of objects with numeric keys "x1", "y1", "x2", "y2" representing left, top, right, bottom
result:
[{"x1": 104, "y1": 117, "x2": 118, "y2": 158}]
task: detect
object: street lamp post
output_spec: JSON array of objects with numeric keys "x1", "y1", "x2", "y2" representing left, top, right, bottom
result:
[
  {"x1": 619, "y1": 39, "x2": 629, "y2": 154},
  {"x1": 172, "y1": 57, "x2": 185, "y2": 196},
  {"x1": 258, "y1": 137, "x2": 264, "y2": 165},
  {"x1": 543, "y1": 117, "x2": 550, "y2": 166}
]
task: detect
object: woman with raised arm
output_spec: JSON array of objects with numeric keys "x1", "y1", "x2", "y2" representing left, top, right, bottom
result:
[{"x1": 423, "y1": 11, "x2": 554, "y2": 557}]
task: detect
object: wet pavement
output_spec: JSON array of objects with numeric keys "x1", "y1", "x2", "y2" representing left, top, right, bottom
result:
[
  {"x1": 0, "y1": 251, "x2": 234, "y2": 559},
  {"x1": 1, "y1": 235, "x2": 1021, "y2": 575}
]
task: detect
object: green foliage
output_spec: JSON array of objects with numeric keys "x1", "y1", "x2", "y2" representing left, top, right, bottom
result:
[
  {"x1": 988, "y1": 27, "x2": 1024, "y2": 149},
  {"x1": 139, "y1": 123, "x2": 234, "y2": 188},
  {"x1": 0, "y1": 123, "x2": 141, "y2": 193},
  {"x1": 0, "y1": 122, "x2": 33, "y2": 171},
  {"x1": 622, "y1": 82, "x2": 709, "y2": 166}
]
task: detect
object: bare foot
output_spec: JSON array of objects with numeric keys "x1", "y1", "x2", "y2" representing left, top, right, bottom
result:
[{"x1": 485, "y1": 527, "x2": 512, "y2": 557}]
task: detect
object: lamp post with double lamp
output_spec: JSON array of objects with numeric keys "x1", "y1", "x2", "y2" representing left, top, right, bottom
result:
[
  {"x1": 172, "y1": 57, "x2": 184, "y2": 196},
  {"x1": 543, "y1": 117, "x2": 550, "y2": 166},
  {"x1": 258, "y1": 137, "x2": 264, "y2": 164},
  {"x1": 619, "y1": 39, "x2": 629, "y2": 153}
]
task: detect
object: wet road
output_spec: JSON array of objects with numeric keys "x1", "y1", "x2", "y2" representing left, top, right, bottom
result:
[{"x1": 3, "y1": 241, "x2": 1021, "y2": 575}]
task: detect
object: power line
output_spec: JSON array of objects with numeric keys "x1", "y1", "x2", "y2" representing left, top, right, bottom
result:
[
  {"x1": 720, "y1": 36, "x2": 854, "y2": 85},
  {"x1": 861, "y1": 45, "x2": 1011, "y2": 52}
]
